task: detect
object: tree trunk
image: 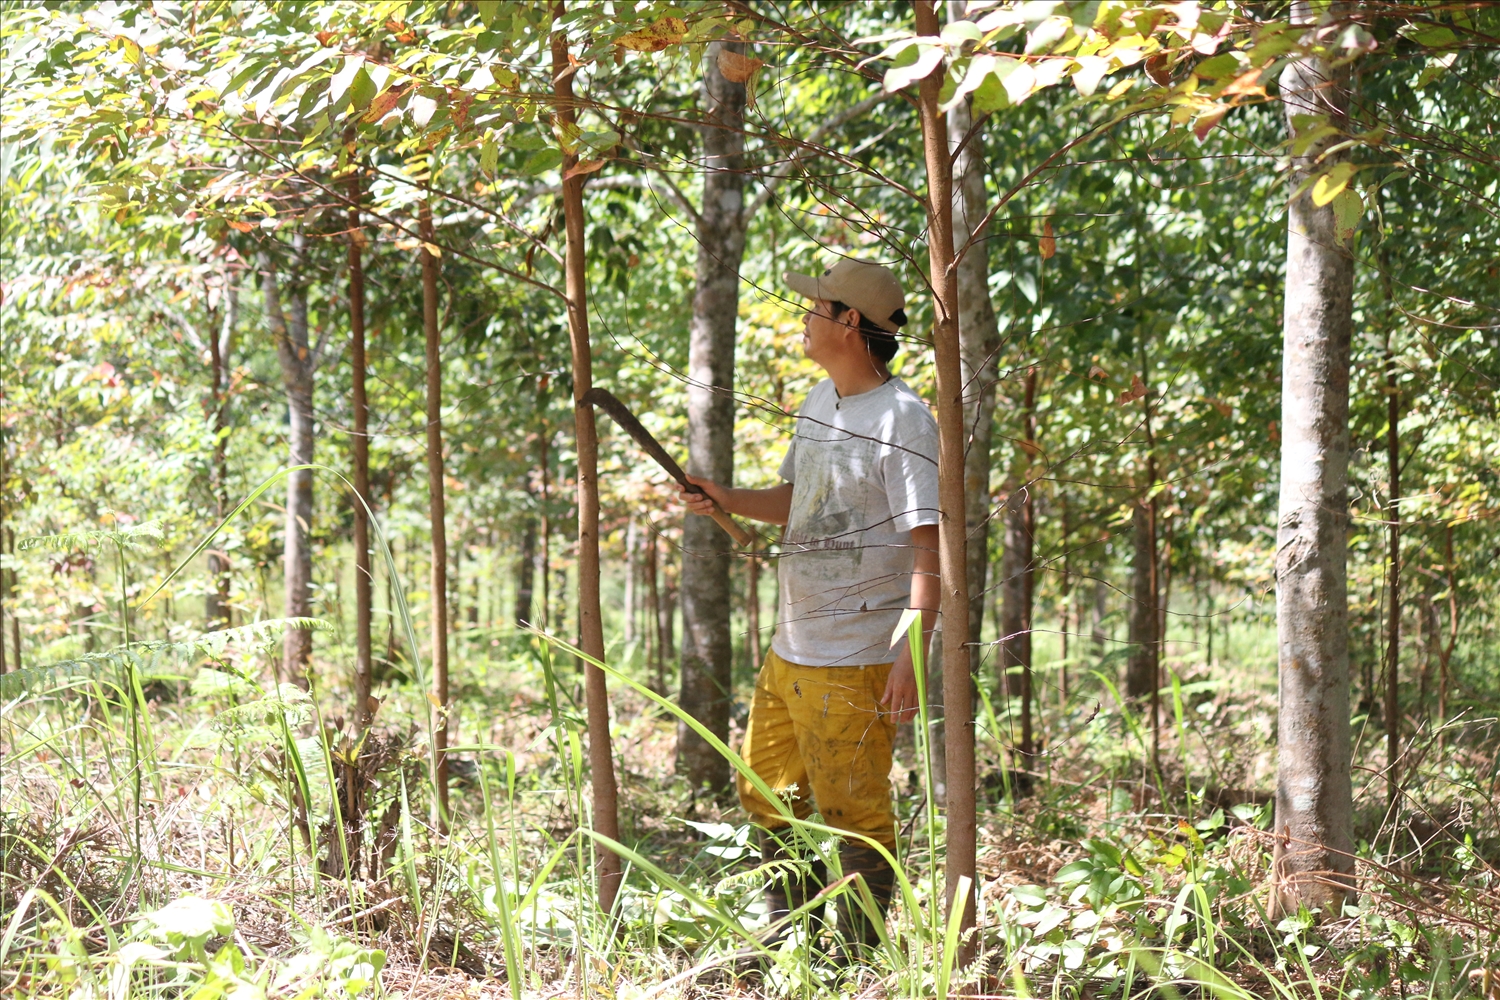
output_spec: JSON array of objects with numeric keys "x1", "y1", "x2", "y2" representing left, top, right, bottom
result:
[
  {"x1": 1272, "y1": 0, "x2": 1357, "y2": 916},
  {"x1": 1126, "y1": 495, "x2": 1159, "y2": 702},
  {"x1": 206, "y1": 275, "x2": 238, "y2": 630},
  {"x1": 1437, "y1": 524, "x2": 1457, "y2": 744},
  {"x1": 419, "y1": 202, "x2": 451, "y2": 824},
  {"x1": 1383, "y1": 333, "x2": 1401, "y2": 808},
  {"x1": 677, "y1": 39, "x2": 748, "y2": 796},
  {"x1": 623, "y1": 516, "x2": 637, "y2": 647},
  {"x1": 1092, "y1": 576, "x2": 1107, "y2": 657},
  {"x1": 916, "y1": 0, "x2": 976, "y2": 960},
  {"x1": 646, "y1": 528, "x2": 663, "y2": 693},
  {"x1": 515, "y1": 515, "x2": 537, "y2": 627},
  {"x1": 948, "y1": 0, "x2": 1002, "y2": 717},
  {"x1": 553, "y1": 14, "x2": 623, "y2": 914},
  {"x1": 1059, "y1": 492, "x2": 1070, "y2": 703},
  {"x1": 349, "y1": 169, "x2": 375, "y2": 732},
  {"x1": 263, "y1": 250, "x2": 315, "y2": 677}
]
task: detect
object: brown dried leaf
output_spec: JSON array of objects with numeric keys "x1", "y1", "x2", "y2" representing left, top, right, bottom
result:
[
  {"x1": 1039, "y1": 219, "x2": 1056, "y2": 260},
  {"x1": 717, "y1": 48, "x2": 763, "y2": 84},
  {"x1": 563, "y1": 158, "x2": 605, "y2": 180},
  {"x1": 1117, "y1": 373, "x2": 1147, "y2": 405}
]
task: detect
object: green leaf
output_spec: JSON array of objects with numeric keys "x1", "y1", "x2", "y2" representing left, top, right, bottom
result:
[
  {"x1": 145, "y1": 896, "x2": 234, "y2": 940},
  {"x1": 884, "y1": 42, "x2": 944, "y2": 94},
  {"x1": 1010, "y1": 884, "x2": 1048, "y2": 907},
  {"x1": 349, "y1": 67, "x2": 376, "y2": 111},
  {"x1": 522, "y1": 147, "x2": 562, "y2": 176},
  {"x1": 1331, "y1": 187, "x2": 1362, "y2": 246}
]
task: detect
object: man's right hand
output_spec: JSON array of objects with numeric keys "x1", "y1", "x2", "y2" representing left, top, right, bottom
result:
[{"x1": 678, "y1": 474, "x2": 730, "y2": 518}]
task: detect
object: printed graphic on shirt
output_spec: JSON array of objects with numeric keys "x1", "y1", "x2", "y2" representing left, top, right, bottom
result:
[{"x1": 771, "y1": 378, "x2": 940, "y2": 667}]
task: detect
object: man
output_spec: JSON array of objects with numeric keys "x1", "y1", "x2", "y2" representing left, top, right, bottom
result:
[{"x1": 680, "y1": 258, "x2": 940, "y2": 963}]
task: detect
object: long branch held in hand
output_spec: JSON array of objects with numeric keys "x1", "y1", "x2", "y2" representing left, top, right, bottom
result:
[{"x1": 581, "y1": 388, "x2": 754, "y2": 547}]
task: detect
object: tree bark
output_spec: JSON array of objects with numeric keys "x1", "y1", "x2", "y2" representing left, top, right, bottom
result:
[
  {"x1": 515, "y1": 514, "x2": 537, "y2": 627},
  {"x1": 553, "y1": 13, "x2": 623, "y2": 914},
  {"x1": 419, "y1": 202, "x2": 451, "y2": 824},
  {"x1": 916, "y1": 0, "x2": 976, "y2": 961},
  {"x1": 1272, "y1": 0, "x2": 1357, "y2": 916},
  {"x1": 623, "y1": 516, "x2": 637, "y2": 647},
  {"x1": 350, "y1": 169, "x2": 375, "y2": 732},
  {"x1": 677, "y1": 39, "x2": 748, "y2": 796},
  {"x1": 206, "y1": 275, "x2": 238, "y2": 630},
  {"x1": 646, "y1": 528, "x2": 663, "y2": 693},
  {"x1": 948, "y1": 0, "x2": 1002, "y2": 713},
  {"x1": 1383, "y1": 333, "x2": 1400, "y2": 808},
  {"x1": 999, "y1": 370, "x2": 1038, "y2": 765},
  {"x1": 263, "y1": 250, "x2": 315, "y2": 676}
]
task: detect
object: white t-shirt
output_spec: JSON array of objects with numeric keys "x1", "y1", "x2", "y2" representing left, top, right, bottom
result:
[{"x1": 771, "y1": 377, "x2": 941, "y2": 667}]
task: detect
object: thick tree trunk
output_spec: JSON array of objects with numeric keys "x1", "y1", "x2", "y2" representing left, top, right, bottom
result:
[
  {"x1": 1126, "y1": 495, "x2": 1159, "y2": 701},
  {"x1": 350, "y1": 171, "x2": 374, "y2": 732},
  {"x1": 419, "y1": 202, "x2": 451, "y2": 823},
  {"x1": 553, "y1": 15, "x2": 623, "y2": 914},
  {"x1": 948, "y1": 0, "x2": 1001, "y2": 716},
  {"x1": 263, "y1": 252, "x2": 315, "y2": 676},
  {"x1": 677, "y1": 39, "x2": 748, "y2": 796},
  {"x1": 206, "y1": 277, "x2": 238, "y2": 630},
  {"x1": 916, "y1": 0, "x2": 976, "y2": 959},
  {"x1": 1383, "y1": 335, "x2": 1401, "y2": 808},
  {"x1": 1272, "y1": 0, "x2": 1357, "y2": 916}
]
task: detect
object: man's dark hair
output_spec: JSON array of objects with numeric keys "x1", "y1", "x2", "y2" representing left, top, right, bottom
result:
[{"x1": 831, "y1": 300, "x2": 909, "y2": 364}]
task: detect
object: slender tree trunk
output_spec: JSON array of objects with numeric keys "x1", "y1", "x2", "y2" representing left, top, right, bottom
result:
[
  {"x1": 515, "y1": 515, "x2": 537, "y2": 627},
  {"x1": 263, "y1": 251, "x2": 315, "y2": 676},
  {"x1": 1383, "y1": 333, "x2": 1401, "y2": 808},
  {"x1": 677, "y1": 39, "x2": 748, "y2": 796},
  {"x1": 206, "y1": 276, "x2": 238, "y2": 630},
  {"x1": 538, "y1": 425, "x2": 551, "y2": 630},
  {"x1": 1437, "y1": 524, "x2": 1457, "y2": 744},
  {"x1": 646, "y1": 529, "x2": 663, "y2": 693},
  {"x1": 916, "y1": 0, "x2": 976, "y2": 958},
  {"x1": 623, "y1": 516, "x2": 637, "y2": 647},
  {"x1": 419, "y1": 202, "x2": 451, "y2": 823},
  {"x1": 1092, "y1": 576, "x2": 1107, "y2": 658},
  {"x1": 1059, "y1": 492, "x2": 1070, "y2": 703},
  {"x1": 949, "y1": 0, "x2": 1002, "y2": 754},
  {"x1": 349, "y1": 169, "x2": 375, "y2": 732},
  {"x1": 553, "y1": 15, "x2": 622, "y2": 913},
  {"x1": 999, "y1": 371, "x2": 1037, "y2": 720},
  {"x1": 1272, "y1": 0, "x2": 1357, "y2": 916}
]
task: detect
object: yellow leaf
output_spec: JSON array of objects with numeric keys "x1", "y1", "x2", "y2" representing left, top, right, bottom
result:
[
  {"x1": 362, "y1": 86, "x2": 406, "y2": 123},
  {"x1": 421, "y1": 242, "x2": 442, "y2": 258},
  {"x1": 618, "y1": 17, "x2": 687, "y2": 53},
  {"x1": 1311, "y1": 162, "x2": 1356, "y2": 207}
]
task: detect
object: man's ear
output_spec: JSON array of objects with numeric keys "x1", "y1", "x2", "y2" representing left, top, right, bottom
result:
[{"x1": 841, "y1": 307, "x2": 862, "y2": 331}]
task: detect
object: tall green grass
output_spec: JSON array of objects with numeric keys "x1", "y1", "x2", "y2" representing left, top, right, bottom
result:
[{"x1": 2, "y1": 476, "x2": 1497, "y2": 999}]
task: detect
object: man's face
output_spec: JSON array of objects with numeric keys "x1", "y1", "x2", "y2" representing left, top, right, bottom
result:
[{"x1": 802, "y1": 299, "x2": 856, "y2": 365}]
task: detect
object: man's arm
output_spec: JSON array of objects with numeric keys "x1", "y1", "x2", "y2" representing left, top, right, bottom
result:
[
  {"x1": 881, "y1": 523, "x2": 940, "y2": 724},
  {"x1": 678, "y1": 476, "x2": 794, "y2": 526}
]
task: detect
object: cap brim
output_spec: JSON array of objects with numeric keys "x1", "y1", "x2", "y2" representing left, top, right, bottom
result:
[{"x1": 783, "y1": 270, "x2": 828, "y2": 303}]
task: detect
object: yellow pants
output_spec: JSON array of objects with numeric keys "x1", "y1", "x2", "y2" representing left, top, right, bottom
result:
[{"x1": 737, "y1": 649, "x2": 898, "y2": 851}]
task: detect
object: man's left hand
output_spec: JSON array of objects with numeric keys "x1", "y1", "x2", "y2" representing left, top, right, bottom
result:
[{"x1": 880, "y1": 651, "x2": 921, "y2": 724}]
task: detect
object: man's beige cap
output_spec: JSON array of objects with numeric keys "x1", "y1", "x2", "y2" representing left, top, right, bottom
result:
[{"x1": 784, "y1": 258, "x2": 906, "y2": 332}]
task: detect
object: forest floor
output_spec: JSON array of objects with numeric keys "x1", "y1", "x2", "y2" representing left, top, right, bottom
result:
[{"x1": 3, "y1": 627, "x2": 1498, "y2": 999}]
